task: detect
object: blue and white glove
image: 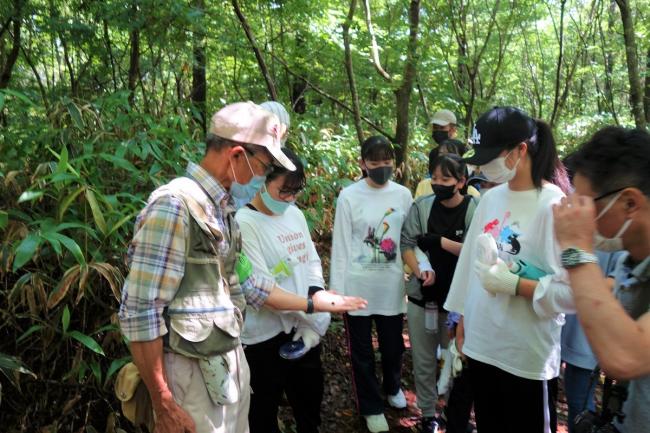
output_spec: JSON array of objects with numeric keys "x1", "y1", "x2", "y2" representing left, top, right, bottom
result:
[
  {"x1": 293, "y1": 326, "x2": 320, "y2": 351},
  {"x1": 474, "y1": 259, "x2": 520, "y2": 296}
]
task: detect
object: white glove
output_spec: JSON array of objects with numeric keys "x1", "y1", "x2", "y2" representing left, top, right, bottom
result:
[
  {"x1": 293, "y1": 326, "x2": 321, "y2": 351},
  {"x1": 448, "y1": 338, "x2": 464, "y2": 377},
  {"x1": 474, "y1": 259, "x2": 519, "y2": 296},
  {"x1": 476, "y1": 233, "x2": 498, "y2": 265},
  {"x1": 437, "y1": 348, "x2": 453, "y2": 395}
]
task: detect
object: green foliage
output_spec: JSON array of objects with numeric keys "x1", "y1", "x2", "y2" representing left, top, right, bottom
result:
[
  {"x1": 0, "y1": 88, "x2": 202, "y2": 431},
  {"x1": 0, "y1": 0, "x2": 648, "y2": 431}
]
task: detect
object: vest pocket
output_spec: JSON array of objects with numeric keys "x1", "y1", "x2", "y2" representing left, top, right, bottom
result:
[{"x1": 168, "y1": 309, "x2": 241, "y2": 357}]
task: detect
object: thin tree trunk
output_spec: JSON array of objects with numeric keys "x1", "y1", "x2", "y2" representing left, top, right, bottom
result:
[
  {"x1": 599, "y1": 0, "x2": 618, "y2": 124},
  {"x1": 103, "y1": 19, "x2": 118, "y2": 91},
  {"x1": 393, "y1": 0, "x2": 420, "y2": 184},
  {"x1": 191, "y1": 0, "x2": 207, "y2": 133},
  {"x1": 60, "y1": 38, "x2": 78, "y2": 96},
  {"x1": 416, "y1": 78, "x2": 430, "y2": 121},
  {"x1": 0, "y1": 1, "x2": 22, "y2": 89},
  {"x1": 127, "y1": 3, "x2": 140, "y2": 108},
  {"x1": 615, "y1": 0, "x2": 646, "y2": 129},
  {"x1": 361, "y1": 0, "x2": 391, "y2": 81},
  {"x1": 20, "y1": 46, "x2": 49, "y2": 110},
  {"x1": 342, "y1": 0, "x2": 364, "y2": 145},
  {"x1": 231, "y1": 0, "x2": 278, "y2": 101},
  {"x1": 550, "y1": 0, "x2": 566, "y2": 127},
  {"x1": 645, "y1": 46, "x2": 650, "y2": 123}
]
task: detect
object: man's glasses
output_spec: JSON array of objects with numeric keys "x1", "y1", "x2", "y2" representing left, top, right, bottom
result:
[
  {"x1": 245, "y1": 148, "x2": 275, "y2": 176},
  {"x1": 594, "y1": 186, "x2": 629, "y2": 201}
]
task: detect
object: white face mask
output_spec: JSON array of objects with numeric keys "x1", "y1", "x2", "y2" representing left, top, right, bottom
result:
[
  {"x1": 593, "y1": 191, "x2": 631, "y2": 252},
  {"x1": 480, "y1": 149, "x2": 520, "y2": 183}
]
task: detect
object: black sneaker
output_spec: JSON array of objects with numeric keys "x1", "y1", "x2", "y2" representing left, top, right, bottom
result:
[{"x1": 419, "y1": 417, "x2": 439, "y2": 433}]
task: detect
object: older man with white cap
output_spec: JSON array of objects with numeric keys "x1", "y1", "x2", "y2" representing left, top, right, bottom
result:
[
  {"x1": 231, "y1": 100, "x2": 292, "y2": 209},
  {"x1": 430, "y1": 109, "x2": 458, "y2": 146},
  {"x1": 119, "y1": 101, "x2": 366, "y2": 433}
]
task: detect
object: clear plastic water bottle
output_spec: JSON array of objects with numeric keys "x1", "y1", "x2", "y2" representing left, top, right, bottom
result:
[{"x1": 425, "y1": 302, "x2": 438, "y2": 333}]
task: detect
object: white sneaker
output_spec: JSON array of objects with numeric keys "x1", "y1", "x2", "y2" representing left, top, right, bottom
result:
[
  {"x1": 387, "y1": 388, "x2": 407, "y2": 409},
  {"x1": 365, "y1": 414, "x2": 389, "y2": 432}
]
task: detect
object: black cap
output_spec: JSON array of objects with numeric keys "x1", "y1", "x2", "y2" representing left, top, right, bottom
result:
[
  {"x1": 467, "y1": 171, "x2": 488, "y2": 185},
  {"x1": 462, "y1": 106, "x2": 537, "y2": 165}
]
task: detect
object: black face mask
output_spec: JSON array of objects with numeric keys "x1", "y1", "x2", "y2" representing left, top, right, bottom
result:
[
  {"x1": 432, "y1": 130, "x2": 449, "y2": 145},
  {"x1": 367, "y1": 166, "x2": 393, "y2": 185},
  {"x1": 432, "y1": 183, "x2": 456, "y2": 200}
]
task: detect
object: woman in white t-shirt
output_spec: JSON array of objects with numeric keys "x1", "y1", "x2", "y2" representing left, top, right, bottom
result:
[
  {"x1": 236, "y1": 148, "x2": 330, "y2": 433},
  {"x1": 330, "y1": 136, "x2": 414, "y2": 433},
  {"x1": 444, "y1": 107, "x2": 573, "y2": 433}
]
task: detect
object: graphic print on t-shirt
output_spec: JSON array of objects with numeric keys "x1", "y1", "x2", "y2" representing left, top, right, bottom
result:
[
  {"x1": 483, "y1": 211, "x2": 522, "y2": 257},
  {"x1": 271, "y1": 230, "x2": 309, "y2": 281},
  {"x1": 358, "y1": 207, "x2": 399, "y2": 264}
]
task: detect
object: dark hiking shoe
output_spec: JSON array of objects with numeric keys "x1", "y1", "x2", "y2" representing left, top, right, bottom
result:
[{"x1": 418, "y1": 417, "x2": 439, "y2": 433}]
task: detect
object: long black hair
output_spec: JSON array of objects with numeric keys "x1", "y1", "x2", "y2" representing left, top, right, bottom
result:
[{"x1": 504, "y1": 118, "x2": 570, "y2": 194}]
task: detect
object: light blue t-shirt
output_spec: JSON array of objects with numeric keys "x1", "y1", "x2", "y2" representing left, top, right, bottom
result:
[
  {"x1": 561, "y1": 251, "x2": 623, "y2": 370},
  {"x1": 613, "y1": 253, "x2": 650, "y2": 433}
]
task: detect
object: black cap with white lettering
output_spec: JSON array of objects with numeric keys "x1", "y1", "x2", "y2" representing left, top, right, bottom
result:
[{"x1": 462, "y1": 106, "x2": 537, "y2": 166}]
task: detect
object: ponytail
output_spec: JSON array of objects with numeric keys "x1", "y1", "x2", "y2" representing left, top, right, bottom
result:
[{"x1": 529, "y1": 120, "x2": 571, "y2": 194}]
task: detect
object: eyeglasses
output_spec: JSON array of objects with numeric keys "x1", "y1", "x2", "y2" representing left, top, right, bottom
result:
[
  {"x1": 278, "y1": 187, "x2": 304, "y2": 200},
  {"x1": 245, "y1": 148, "x2": 275, "y2": 176},
  {"x1": 594, "y1": 186, "x2": 630, "y2": 201}
]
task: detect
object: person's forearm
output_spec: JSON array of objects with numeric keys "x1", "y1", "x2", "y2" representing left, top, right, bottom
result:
[
  {"x1": 264, "y1": 285, "x2": 308, "y2": 312},
  {"x1": 441, "y1": 238, "x2": 462, "y2": 256},
  {"x1": 129, "y1": 338, "x2": 173, "y2": 409},
  {"x1": 569, "y1": 263, "x2": 650, "y2": 379},
  {"x1": 515, "y1": 277, "x2": 538, "y2": 299},
  {"x1": 402, "y1": 249, "x2": 420, "y2": 275}
]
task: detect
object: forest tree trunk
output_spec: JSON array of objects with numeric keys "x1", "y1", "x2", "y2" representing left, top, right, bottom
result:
[
  {"x1": 393, "y1": 0, "x2": 420, "y2": 184},
  {"x1": 127, "y1": 2, "x2": 140, "y2": 107},
  {"x1": 342, "y1": 0, "x2": 364, "y2": 145},
  {"x1": 191, "y1": 0, "x2": 207, "y2": 133},
  {"x1": 615, "y1": 0, "x2": 646, "y2": 129},
  {"x1": 644, "y1": 46, "x2": 650, "y2": 123},
  {"x1": 0, "y1": 0, "x2": 23, "y2": 89},
  {"x1": 231, "y1": 0, "x2": 278, "y2": 101}
]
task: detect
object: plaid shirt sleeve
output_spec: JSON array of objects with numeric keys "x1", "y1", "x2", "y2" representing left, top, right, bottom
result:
[
  {"x1": 118, "y1": 195, "x2": 188, "y2": 342},
  {"x1": 241, "y1": 273, "x2": 275, "y2": 310}
]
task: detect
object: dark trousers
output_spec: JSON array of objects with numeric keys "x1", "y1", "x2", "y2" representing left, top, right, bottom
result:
[
  {"x1": 445, "y1": 367, "x2": 474, "y2": 433},
  {"x1": 563, "y1": 363, "x2": 597, "y2": 433},
  {"x1": 344, "y1": 313, "x2": 405, "y2": 416},
  {"x1": 467, "y1": 357, "x2": 558, "y2": 433},
  {"x1": 244, "y1": 332, "x2": 324, "y2": 433}
]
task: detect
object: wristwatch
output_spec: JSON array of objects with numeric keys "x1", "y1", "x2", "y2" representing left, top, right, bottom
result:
[
  {"x1": 306, "y1": 296, "x2": 315, "y2": 314},
  {"x1": 561, "y1": 247, "x2": 599, "y2": 268}
]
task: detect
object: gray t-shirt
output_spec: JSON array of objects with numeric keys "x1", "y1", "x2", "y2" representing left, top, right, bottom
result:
[{"x1": 613, "y1": 254, "x2": 650, "y2": 433}]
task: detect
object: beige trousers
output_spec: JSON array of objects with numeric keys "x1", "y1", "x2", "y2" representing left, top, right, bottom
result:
[{"x1": 164, "y1": 345, "x2": 251, "y2": 433}]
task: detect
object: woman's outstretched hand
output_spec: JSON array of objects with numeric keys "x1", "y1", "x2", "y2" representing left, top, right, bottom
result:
[{"x1": 312, "y1": 290, "x2": 368, "y2": 313}]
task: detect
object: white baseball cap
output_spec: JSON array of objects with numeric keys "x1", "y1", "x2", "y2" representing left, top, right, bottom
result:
[
  {"x1": 209, "y1": 102, "x2": 296, "y2": 171},
  {"x1": 430, "y1": 109, "x2": 457, "y2": 126}
]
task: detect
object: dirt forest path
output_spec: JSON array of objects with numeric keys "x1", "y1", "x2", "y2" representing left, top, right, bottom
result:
[{"x1": 276, "y1": 315, "x2": 570, "y2": 432}]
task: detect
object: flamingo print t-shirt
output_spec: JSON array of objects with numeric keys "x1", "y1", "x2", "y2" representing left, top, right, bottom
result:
[
  {"x1": 330, "y1": 179, "x2": 413, "y2": 316},
  {"x1": 444, "y1": 183, "x2": 574, "y2": 380}
]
